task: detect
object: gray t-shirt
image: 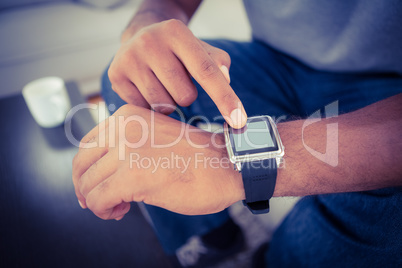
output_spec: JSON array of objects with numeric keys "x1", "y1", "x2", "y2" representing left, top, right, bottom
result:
[{"x1": 243, "y1": 0, "x2": 402, "y2": 74}]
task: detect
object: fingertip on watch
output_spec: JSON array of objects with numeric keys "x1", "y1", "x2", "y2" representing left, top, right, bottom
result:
[{"x1": 229, "y1": 107, "x2": 247, "y2": 129}]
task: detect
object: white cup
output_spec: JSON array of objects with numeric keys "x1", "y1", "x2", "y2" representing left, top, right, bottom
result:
[{"x1": 22, "y1": 77, "x2": 71, "y2": 128}]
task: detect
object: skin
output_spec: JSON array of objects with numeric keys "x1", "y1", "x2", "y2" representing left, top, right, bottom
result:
[
  {"x1": 72, "y1": 94, "x2": 402, "y2": 220},
  {"x1": 73, "y1": 105, "x2": 244, "y2": 219},
  {"x1": 108, "y1": 0, "x2": 247, "y2": 128},
  {"x1": 72, "y1": 0, "x2": 402, "y2": 220}
]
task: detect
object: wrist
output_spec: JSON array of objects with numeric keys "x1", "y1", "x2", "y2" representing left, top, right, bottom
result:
[
  {"x1": 121, "y1": 16, "x2": 157, "y2": 43},
  {"x1": 214, "y1": 133, "x2": 245, "y2": 204},
  {"x1": 273, "y1": 119, "x2": 306, "y2": 197},
  {"x1": 121, "y1": 7, "x2": 190, "y2": 43}
]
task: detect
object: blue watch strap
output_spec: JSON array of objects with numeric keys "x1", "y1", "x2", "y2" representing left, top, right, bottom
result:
[{"x1": 241, "y1": 158, "x2": 277, "y2": 214}]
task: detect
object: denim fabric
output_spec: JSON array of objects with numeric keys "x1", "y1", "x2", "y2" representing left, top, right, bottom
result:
[{"x1": 101, "y1": 40, "x2": 402, "y2": 266}]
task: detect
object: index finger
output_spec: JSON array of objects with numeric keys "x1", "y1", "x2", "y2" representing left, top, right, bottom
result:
[{"x1": 170, "y1": 26, "x2": 247, "y2": 128}]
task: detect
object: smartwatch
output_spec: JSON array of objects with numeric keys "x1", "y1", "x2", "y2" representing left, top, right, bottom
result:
[{"x1": 224, "y1": 116, "x2": 284, "y2": 214}]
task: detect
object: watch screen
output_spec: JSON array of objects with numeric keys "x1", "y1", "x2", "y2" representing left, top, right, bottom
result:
[{"x1": 230, "y1": 117, "x2": 278, "y2": 155}]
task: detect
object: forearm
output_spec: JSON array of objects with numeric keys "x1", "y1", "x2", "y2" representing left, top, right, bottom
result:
[
  {"x1": 122, "y1": 0, "x2": 202, "y2": 42},
  {"x1": 273, "y1": 93, "x2": 402, "y2": 197}
]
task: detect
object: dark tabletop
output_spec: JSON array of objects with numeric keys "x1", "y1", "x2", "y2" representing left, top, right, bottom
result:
[{"x1": 0, "y1": 82, "x2": 169, "y2": 268}]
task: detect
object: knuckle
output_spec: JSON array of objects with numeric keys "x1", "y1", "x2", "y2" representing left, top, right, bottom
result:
[
  {"x1": 162, "y1": 66, "x2": 181, "y2": 80},
  {"x1": 78, "y1": 181, "x2": 87, "y2": 197},
  {"x1": 163, "y1": 19, "x2": 185, "y2": 33},
  {"x1": 85, "y1": 193, "x2": 96, "y2": 211},
  {"x1": 120, "y1": 53, "x2": 141, "y2": 74},
  {"x1": 145, "y1": 87, "x2": 171, "y2": 105},
  {"x1": 79, "y1": 174, "x2": 96, "y2": 198},
  {"x1": 198, "y1": 60, "x2": 219, "y2": 81},
  {"x1": 94, "y1": 210, "x2": 110, "y2": 220},
  {"x1": 215, "y1": 47, "x2": 230, "y2": 59},
  {"x1": 221, "y1": 50, "x2": 230, "y2": 59},
  {"x1": 107, "y1": 66, "x2": 119, "y2": 83},
  {"x1": 108, "y1": 74, "x2": 123, "y2": 95},
  {"x1": 86, "y1": 191, "x2": 107, "y2": 219},
  {"x1": 107, "y1": 67, "x2": 113, "y2": 81},
  {"x1": 98, "y1": 213, "x2": 111, "y2": 221},
  {"x1": 221, "y1": 50, "x2": 231, "y2": 65},
  {"x1": 72, "y1": 155, "x2": 85, "y2": 177},
  {"x1": 145, "y1": 86, "x2": 158, "y2": 99},
  {"x1": 219, "y1": 91, "x2": 234, "y2": 104},
  {"x1": 132, "y1": 188, "x2": 146, "y2": 203},
  {"x1": 80, "y1": 134, "x2": 96, "y2": 147},
  {"x1": 121, "y1": 50, "x2": 137, "y2": 67},
  {"x1": 74, "y1": 188, "x2": 83, "y2": 200},
  {"x1": 178, "y1": 91, "x2": 197, "y2": 107},
  {"x1": 136, "y1": 31, "x2": 156, "y2": 49},
  {"x1": 96, "y1": 214, "x2": 108, "y2": 220}
]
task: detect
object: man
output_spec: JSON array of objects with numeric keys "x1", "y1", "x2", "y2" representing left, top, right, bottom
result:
[{"x1": 72, "y1": 0, "x2": 402, "y2": 267}]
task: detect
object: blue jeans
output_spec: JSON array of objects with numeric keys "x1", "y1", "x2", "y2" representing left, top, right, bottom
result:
[{"x1": 102, "y1": 40, "x2": 402, "y2": 267}]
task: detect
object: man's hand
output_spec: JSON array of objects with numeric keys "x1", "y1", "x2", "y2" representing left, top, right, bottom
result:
[
  {"x1": 108, "y1": 19, "x2": 247, "y2": 128},
  {"x1": 72, "y1": 105, "x2": 245, "y2": 220}
]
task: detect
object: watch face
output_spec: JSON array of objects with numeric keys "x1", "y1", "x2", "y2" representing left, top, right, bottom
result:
[{"x1": 229, "y1": 116, "x2": 279, "y2": 156}]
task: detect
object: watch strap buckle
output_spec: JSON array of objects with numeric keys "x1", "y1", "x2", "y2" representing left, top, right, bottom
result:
[{"x1": 242, "y1": 200, "x2": 270, "y2": 214}]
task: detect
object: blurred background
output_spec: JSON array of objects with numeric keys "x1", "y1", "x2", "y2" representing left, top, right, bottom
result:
[{"x1": 0, "y1": 0, "x2": 251, "y2": 98}]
